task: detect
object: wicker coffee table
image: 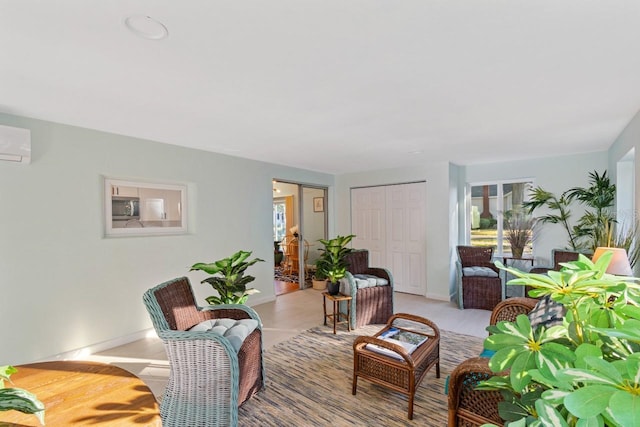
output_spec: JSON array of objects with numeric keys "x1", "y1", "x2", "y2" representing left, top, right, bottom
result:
[{"x1": 352, "y1": 313, "x2": 440, "y2": 420}]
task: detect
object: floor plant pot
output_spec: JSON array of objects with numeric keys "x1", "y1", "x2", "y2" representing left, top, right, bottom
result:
[
  {"x1": 512, "y1": 247, "x2": 524, "y2": 259},
  {"x1": 312, "y1": 277, "x2": 327, "y2": 291},
  {"x1": 327, "y1": 281, "x2": 340, "y2": 295}
]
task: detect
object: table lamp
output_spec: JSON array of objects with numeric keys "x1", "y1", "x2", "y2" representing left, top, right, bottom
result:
[{"x1": 592, "y1": 247, "x2": 633, "y2": 276}]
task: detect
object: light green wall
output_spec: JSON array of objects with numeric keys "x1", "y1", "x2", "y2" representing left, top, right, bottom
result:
[
  {"x1": 0, "y1": 113, "x2": 333, "y2": 363},
  {"x1": 609, "y1": 108, "x2": 640, "y2": 212}
]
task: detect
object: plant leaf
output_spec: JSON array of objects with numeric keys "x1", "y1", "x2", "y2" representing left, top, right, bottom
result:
[
  {"x1": 498, "y1": 401, "x2": 529, "y2": 422},
  {"x1": 608, "y1": 390, "x2": 640, "y2": 427},
  {"x1": 564, "y1": 385, "x2": 615, "y2": 418},
  {"x1": 575, "y1": 416, "x2": 605, "y2": 427},
  {"x1": 535, "y1": 399, "x2": 569, "y2": 427}
]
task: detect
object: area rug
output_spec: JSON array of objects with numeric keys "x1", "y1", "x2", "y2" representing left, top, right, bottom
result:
[
  {"x1": 238, "y1": 325, "x2": 485, "y2": 426},
  {"x1": 274, "y1": 266, "x2": 312, "y2": 287}
]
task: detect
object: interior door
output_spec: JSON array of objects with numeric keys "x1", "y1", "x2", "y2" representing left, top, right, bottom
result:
[
  {"x1": 351, "y1": 186, "x2": 386, "y2": 266},
  {"x1": 351, "y1": 182, "x2": 426, "y2": 295}
]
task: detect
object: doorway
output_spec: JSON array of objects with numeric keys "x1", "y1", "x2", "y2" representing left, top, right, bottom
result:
[{"x1": 273, "y1": 180, "x2": 327, "y2": 294}]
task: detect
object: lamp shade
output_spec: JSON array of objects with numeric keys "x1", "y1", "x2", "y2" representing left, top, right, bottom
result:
[{"x1": 592, "y1": 247, "x2": 633, "y2": 276}]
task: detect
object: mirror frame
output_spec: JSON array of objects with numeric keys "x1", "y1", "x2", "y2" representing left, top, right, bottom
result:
[{"x1": 104, "y1": 177, "x2": 188, "y2": 237}]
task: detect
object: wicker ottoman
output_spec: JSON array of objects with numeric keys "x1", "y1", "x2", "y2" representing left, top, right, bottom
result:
[{"x1": 352, "y1": 313, "x2": 440, "y2": 420}]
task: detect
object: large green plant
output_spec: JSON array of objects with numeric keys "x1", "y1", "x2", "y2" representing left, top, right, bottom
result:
[
  {"x1": 564, "y1": 170, "x2": 616, "y2": 252},
  {"x1": 0, "y1": 365, "x2": 45, "y2": 425},
  {"x1": 190, "y1": 250, "x2": 264, "y2": 305},
  {"x1": 478, "y1": 252, "x2": 640, "y2": 426},
  {"x1": 523, "y1": 170, "x2": 640, "y2": 263},
  {"x1": 523, "y1": 187, "x2": 578, "y2": 250},
  {"x1": 315, "y1": 235, "x2": 355, "y2": 284}
]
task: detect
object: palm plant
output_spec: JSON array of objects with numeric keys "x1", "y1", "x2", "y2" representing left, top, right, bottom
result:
[
  {"x1": 523, "y1": 170, "x2": 637, "y2": 261},
  {"x1": 478, "y1": 253, "x2": 640, "y2": 426},
  {"x1": 522, "y1": 188, "x2": 578, "y2": 250},
  {"x1": 564, "y1": 170, "x2": 616, "y2": 252},
  {"x1": 190, "y1": 250, "x2": 264, "y2": 304}
]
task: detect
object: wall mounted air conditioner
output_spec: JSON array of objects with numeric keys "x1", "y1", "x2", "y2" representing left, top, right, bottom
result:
[{"x1": 0, "y1": 124, "x2": 31, "y2": 164}]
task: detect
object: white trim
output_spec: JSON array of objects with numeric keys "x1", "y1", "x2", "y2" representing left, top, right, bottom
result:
[{"x1": 36, "y1": 328, "x2": 155, "y2": 362}]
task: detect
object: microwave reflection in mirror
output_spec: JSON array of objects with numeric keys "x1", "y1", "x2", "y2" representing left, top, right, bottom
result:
[{"x1": 105, "y1": 178, "x2": 188, "y2": 236}]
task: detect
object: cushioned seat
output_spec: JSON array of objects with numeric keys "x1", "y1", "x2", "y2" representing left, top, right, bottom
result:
[
  {"x1": 341, "y1": 250, "x2": 394, "y2": 329},
  {"x1": 456, "y1": 246, "x2": 502, "y2": 310},
  {"x1": 143, "y1": 277, "x2": 264, "y2": 427}
]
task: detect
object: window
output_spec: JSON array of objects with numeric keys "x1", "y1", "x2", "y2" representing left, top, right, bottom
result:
[
  {"x1": 273, "y1": 199, "x2": 286, "y2": 242},
  {"x1": 469, "y1": 180, "x2": 534, "y2": 257}
]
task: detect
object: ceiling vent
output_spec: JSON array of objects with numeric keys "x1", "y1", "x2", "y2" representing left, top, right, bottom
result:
[{"x1": 0, "y1": 124, "x2": 31, "y2": 164}]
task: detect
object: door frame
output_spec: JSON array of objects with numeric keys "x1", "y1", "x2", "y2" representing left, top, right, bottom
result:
[{"x1": 273, "y1": 179, "x2": 328, "y2": 290}]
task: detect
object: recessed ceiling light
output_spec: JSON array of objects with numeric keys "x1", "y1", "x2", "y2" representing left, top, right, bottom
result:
[
  {"x1": 409, "y1": 150, "x2": 424, "y2": 155},
  {"x1": 124, "y1": 15, "x2": 168, "y2": 40}
]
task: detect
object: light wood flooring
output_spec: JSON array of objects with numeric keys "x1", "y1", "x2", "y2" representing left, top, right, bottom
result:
[
  {"x1": 274, "y1": 279, "x2": 300, "y2": 295},
  {"x1": 89, "y1": 288, "x2": 491, "y2": 398}
]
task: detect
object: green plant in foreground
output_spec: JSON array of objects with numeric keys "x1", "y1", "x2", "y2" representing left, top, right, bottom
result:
[
  {"x1": 0, "y1": 365, "x2": 45, "y2": 425},
  {"x1": 190, "y1": 250, "x2": 264, "y2": 305},
  {"x1": 478, "y1": 252, "x2": 640, "y2": 426}
]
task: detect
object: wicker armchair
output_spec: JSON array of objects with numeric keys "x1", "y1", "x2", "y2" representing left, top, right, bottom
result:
[
  {"x1": 342, "y1": 250, "x2": 394, "y2": 329},
  {"x1": 456, "y1": 246, "x2": 502, "y2": 310},
  {"x1": 143, "y1": 277, "x2": 265, "y2": 427},
  {"x1": 447, "y1": 297, "x2": 538, "y2": 427}
]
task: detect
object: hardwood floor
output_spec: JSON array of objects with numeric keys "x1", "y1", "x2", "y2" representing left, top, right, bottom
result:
[{"x1": 274, "y1": 279, "x2": 300, "y2": 296}]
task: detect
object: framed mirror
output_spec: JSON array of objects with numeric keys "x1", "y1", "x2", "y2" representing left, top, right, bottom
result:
[{"x1": 104, "y1": 178, "x2": 188, "y2": 237}]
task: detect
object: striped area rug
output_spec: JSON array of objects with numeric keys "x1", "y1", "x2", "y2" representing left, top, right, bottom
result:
[{"x1": 238, "y1": 324, "x2": 485, "y2": 426}]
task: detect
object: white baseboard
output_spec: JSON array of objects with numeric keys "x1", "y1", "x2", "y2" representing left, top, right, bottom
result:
[
  {"x1": 38, "y1": 328, "x2": 156, "y2": 362},
  {"x1": 39, "y1": 294, "x2": 279, "y2": 362},
  {"x1": 425, "y1": 291, "x2": 452, "y2": 302}
]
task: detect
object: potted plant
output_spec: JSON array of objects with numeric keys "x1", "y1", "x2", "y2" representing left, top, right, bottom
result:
[
  {"x1": 523, "y1": 170, "x2": 616, "y2": 253},
  {"x1": 477, "y1": 251, "x2": 640, "y2": 426},
  {"x1": 190, "y1": 250, "x2": 264, "y2": 304},
  {"x1": 311, "y1": 258, "x2": 328, "y2": 290},
  {"x1": 316, "y1": 235, "x2": 355, "y2": 295},
  {"x1": 504, "y1": 209, "x2": 536, "y2": 258},
  {"x1": 0, "y1": 365, "x2": 45, "y2": 425}
]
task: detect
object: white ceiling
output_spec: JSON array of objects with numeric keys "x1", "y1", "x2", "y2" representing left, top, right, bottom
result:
[{"x1": 2, "y1": 1, "x2": 640, "y2": 174}]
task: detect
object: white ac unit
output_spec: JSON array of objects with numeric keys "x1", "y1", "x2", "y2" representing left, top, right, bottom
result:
[{"x1": 0, "y1": 124, "x2": 31, "y2": 164}]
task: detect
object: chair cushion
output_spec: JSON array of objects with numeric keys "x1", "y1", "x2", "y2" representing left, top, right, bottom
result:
[
  {"x1": 353, "y1": 274, "x2": 389, "y2": 288},
  {"x1": 189, "y1": 318, "x2": 259, "y2": 352},
  {"x1": 462, "y1": 266, "x2": 499, "y2": 278},
  {"x1": 528, "y1": 295, "x2": 565, "y2": 329}
]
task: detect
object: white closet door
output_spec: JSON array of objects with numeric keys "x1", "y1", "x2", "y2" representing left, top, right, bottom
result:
[
  {"x1": 351, "y1": 186, "x2": 386, "y2": 266},
  {"x1": 351, "y1": 182, "x2": 426, "y2": 295}
]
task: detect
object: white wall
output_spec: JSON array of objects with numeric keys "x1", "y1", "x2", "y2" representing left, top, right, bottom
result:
[
  {"x1": 0, "y1": 113, "x2": 333, "y2": 364},
  {"x1": 335, "y1": 162, "x2": 454, "y2": 301},
  {"x1": 462, "y1": 152, "x2": 608, "y2": 266}
]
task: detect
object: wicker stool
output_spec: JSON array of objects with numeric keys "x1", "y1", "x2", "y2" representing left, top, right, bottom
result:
[{"x1": 352, "y1": 313, "x2": 440, "y2": 420}]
